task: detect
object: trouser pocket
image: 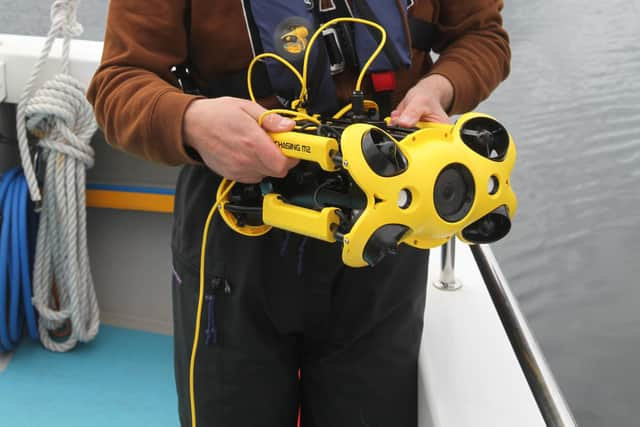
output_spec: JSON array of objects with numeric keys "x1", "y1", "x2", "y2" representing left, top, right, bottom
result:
[
  {"x1": 170, "y1": 249, "x2": 303, "y2": 427},
  {"x1": 171, "y1": 256, "x2": 228, "y2": 426}
]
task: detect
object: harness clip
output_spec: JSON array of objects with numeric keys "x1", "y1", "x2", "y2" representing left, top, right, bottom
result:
[{"x1": 322, "y1": 27, "x2": 346, "y2": 75}]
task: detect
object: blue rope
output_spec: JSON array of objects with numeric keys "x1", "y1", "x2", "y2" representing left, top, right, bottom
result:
[
  {"x1": 0, "y1": 167, "x2": 39, "y2": 353},
  {"x1": 9, "y1": 178, "x2": 24, "y2": 343}
]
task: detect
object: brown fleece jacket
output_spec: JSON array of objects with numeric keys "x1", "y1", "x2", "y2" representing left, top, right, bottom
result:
[{"x1": 87, "y1": 0, "x2": 510, "y2": 166}]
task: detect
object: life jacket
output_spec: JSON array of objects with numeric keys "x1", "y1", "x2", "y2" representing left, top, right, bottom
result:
[{"x1": 178, "y1": 0, "x2": 436, "y2": 116}]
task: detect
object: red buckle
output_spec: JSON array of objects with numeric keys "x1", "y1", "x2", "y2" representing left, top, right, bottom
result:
[{"x1": 371, "y1": 71, "x2": 397, "y2": 92}]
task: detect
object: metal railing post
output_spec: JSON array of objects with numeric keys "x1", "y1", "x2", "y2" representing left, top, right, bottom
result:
[{"x1": 433, "y1": 237, "x2": 462, "y2": 290}]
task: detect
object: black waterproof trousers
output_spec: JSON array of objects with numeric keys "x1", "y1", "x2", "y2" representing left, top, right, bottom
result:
[{"x1": 171, "y1": 165, "x2": 428, "y2": 427}]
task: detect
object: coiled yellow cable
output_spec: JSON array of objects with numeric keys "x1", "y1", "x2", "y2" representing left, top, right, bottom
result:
[
  {"x1": 302, "y1": 17, "x2": 387, "y2": 95},
  {"x1": 247, "y1": 52, "x2": 306, "y2": 104}
]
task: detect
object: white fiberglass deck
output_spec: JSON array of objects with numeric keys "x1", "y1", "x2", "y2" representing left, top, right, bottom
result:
[{"x1": 420, "y1": 241, "x2": 545, "y2": 426}]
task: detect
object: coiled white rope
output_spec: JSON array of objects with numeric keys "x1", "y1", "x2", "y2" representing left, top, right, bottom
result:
[{"x1": 16, "y1": 0, "x2": 100, "y2": 352}]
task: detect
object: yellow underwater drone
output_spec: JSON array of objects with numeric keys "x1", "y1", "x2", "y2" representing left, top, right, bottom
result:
[
  {"x1": 210, "y1": 16, "x2": 518, "y2": 268},
  {"x1": 216, "y1": 111, "x2": 517, "y2": 267}
]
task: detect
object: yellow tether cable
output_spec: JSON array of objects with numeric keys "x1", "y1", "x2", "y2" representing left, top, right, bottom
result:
[
  {"x1": 189, "y1": 18, "x2": 388, "y2": 427},
  {"x1": 258, "y1": 109, "x2": 321, "y2": 127},
  {"x1": 247, "y1": 52, "x2": 307, "y2": 104},
  {"x1": 189, "y1": 178, "x2": 235, "y2": 427},
  {"x1": 302, "y1": 17, "x2": 387, "y2": 97},
  {"x1": 247, "y1": 18, "x2": 387, "y2": 113}
]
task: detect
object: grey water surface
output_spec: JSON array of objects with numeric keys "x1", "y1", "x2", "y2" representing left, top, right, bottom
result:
[{"x1": 1, "y1": 0, "x2": 639, "y2": 425}]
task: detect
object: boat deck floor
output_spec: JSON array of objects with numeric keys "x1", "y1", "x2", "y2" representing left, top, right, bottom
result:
[{"x1": 0, "y1": 326, "x2": 178, "y2": 426}]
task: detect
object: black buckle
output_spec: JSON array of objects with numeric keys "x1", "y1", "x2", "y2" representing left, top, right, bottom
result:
[
  {"x1": 322, "y1": 27, "x2": 346, "y2": 75},
  {"x1": 170, "y1": 63, "x2": 201, "y2": 96}
]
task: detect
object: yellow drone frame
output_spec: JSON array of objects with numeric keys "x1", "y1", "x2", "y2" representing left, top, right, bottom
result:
[
  {"x1": 236, "y1": 112, "x2": 517, "y2": 267},
  {"x1": 213, "y1": 16, "x2": 517, "y2": 267}
]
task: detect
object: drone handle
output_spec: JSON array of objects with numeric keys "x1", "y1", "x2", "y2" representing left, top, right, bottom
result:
[
  {"x1": 269, "y1": 131, "x2": 341, "y2": 172},
  {"x1": 262, "y1": 194, "x2": 341, "y2": 243}
]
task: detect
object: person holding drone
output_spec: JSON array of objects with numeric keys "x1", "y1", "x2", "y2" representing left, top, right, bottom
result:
[{"x1": 88, "y1": 1, "x2": 511, "y2": 426}]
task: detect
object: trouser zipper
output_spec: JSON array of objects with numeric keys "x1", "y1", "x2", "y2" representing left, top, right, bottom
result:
[{"x1": 204, "y1": 277, "x2": 231, "y2": 346}]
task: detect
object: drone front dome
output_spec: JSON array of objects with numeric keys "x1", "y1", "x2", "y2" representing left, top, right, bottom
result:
[{"x1": 339, "y1": 112, "x2": 517, "y2": 267}]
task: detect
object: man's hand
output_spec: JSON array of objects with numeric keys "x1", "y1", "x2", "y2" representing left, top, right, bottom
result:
[
  {"x1": 390, "y1": 74, "x2": 455, "y2": 127},
  {"x1": 183, "y1": 97, "x2": 299, "y2": 183}
]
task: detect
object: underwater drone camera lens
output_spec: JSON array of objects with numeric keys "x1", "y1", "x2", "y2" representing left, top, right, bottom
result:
[
  {"x1": 434, "y1": 164, "x2": 475, "y2": 222},
  {"x1": 361, "y1": 128, "x2": 408, "y2": 177},
  {"x1": 460, "y1": 117, "x2": 510, "y2": 161}
]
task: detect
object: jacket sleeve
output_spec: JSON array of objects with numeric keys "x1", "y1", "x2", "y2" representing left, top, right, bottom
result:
[
  {"x1": 87, "y1": 0, "x2": 202, "y2": 165},
  {"x1": 428, "y1": 0, "x2": 511, "y2": 114}
]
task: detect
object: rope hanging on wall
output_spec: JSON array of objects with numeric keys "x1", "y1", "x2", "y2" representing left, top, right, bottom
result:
[{"x1": 15, "y1": 0, "x2": 100, "y2": 352}]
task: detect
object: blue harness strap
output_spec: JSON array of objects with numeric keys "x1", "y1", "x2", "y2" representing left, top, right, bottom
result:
[{"x1": 349, "y1": 0, "x2": 412, "y2": 72}]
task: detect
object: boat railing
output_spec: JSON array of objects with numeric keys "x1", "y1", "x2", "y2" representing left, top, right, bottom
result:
[{"x1": 460, "y1": 241, "x2": 578, "y2": 427}]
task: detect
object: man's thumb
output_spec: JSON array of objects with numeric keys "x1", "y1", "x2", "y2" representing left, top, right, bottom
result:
[
  {"x1": 394, "y1": 106, "x2": 422, "y2": 128},
  {"x1": 262, "y1": 114, "x2": 296, "y2": 132}
]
